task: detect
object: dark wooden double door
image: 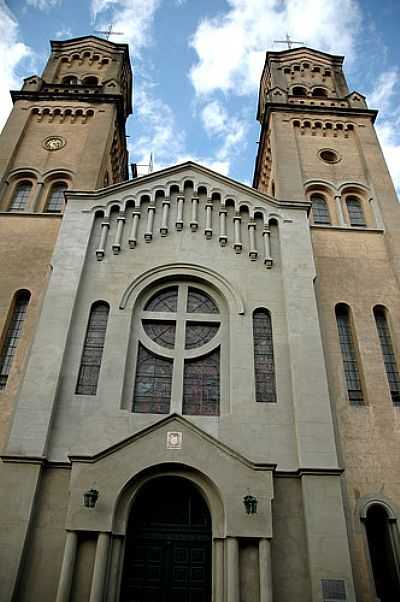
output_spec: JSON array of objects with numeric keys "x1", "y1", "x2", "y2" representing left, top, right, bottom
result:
[{"x1": 120, "y1": 477, "x2": 212, "y2": 602}]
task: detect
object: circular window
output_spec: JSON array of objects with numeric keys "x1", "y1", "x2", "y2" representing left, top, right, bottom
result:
[{"x1": 319, "y1": 149, "x2": 340, "y2": 164}]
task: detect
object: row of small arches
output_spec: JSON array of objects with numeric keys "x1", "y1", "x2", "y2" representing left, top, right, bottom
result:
[
  {"x1": 283, "y1": 64, "x2": 332, "y2": 76},
  {"x1": 293, "y1": 120, "x2": 354, "y2": 131},
  {"x1": 291, "y1": 86, "x2": 330, "y2": 98},
  {"x1": 59, "y1": 52, "x2": 111, "y2": 65},
  {"x1": 61, "y1": 75, "x2": 99, "y2": 86},
  {"x1": 31, "y1": 107, "x2": 95, "y2": 119},
  {"x1": 335, "y1": 304, "x2": 400, "y2": 405}
]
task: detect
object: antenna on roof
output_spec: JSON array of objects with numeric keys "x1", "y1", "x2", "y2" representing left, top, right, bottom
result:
[
  {"x1": 94, "y1": 24, "x2": 125, "y2": 40},
  {"x1": 273, "y1": 33, "x2": 305, "y2": 50}
]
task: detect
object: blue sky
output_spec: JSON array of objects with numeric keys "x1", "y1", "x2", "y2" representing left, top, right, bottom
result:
[{"x1": 1, "y1": 0, "x2": 400, "y2": 190}]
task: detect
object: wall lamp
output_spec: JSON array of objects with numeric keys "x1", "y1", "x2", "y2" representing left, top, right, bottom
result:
[
  {"x1": 83, "y1": 488, "x2": 99, "y2": 508},
  {"x1": 243, "y1": 495, "x2": 258, "y2": 514}
]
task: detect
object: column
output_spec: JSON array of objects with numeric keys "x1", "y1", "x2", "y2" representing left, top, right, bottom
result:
[
  {"x1": 107, "y1": 536, "x2": 123, "y2": 602},
  {"x1": 144, "y1": 205, "x2": 155, "y2": 242},
  {"x1": 233, "y1": 215, "x2": 242, "y2": 254},
  {"x1": 226, "y1": 537, "x2": 240, "y2": 602},
  {"x1": 248, "y1": 221, "x2": 257, "y2": 260},
  {"x1": 96, "y1": 219, "x2": 110, "y2": 260},
  {"x1": 160, "y1": 198, "x2": 170, "y2": 236},
  {"x1": 335, "y1": 194, "x2": 345, "y2": 226},
  {"x1": 128, "y1": 211, "x2": 140, "y2": 248},
  {"x1": 190, "y1": 197, "x2": 199, "y2": 231},
  {"x1": 205, "y1": 202, "x2": 213, "y2": 239},
  {"x1": 219, "y1": 208, "x2": 227, "y2": 246},
  {"x1": 112, "y1": 213, "x2": 125, "y2": 254},
  {"x1": 31, "y1": 181, "x2": 44, "y2": 212},
  {"x1": 259, "y1": 538, "x2": 273, "y2": 602},
  {"x1": 263, "y1": 228, "x2": 273, "y2": 268},
  {"x1": 214, "y1": 538, "x2": 224, "y2": 602},
  {"x1": 176, "y1": 196, "x2": 184, "y2": 230},
  {"x1": 0, "y1": 180, "x2": 9, "y2": 209},
  {"x1": 55, "y1": 531, "x2": 78, "y2": 602},
  {"x1": 89, "y1": 532, "x2": 111, "y2": 602}
]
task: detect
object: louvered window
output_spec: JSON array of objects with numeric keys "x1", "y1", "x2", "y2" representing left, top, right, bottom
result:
[
  {"x1": 46, "y1": 183, "x2": 67, "y2": 213},
  {"x1": 347, "y1": 196, "x2": 366, "y2": 226},
  {"x1": 253, "y1": 308, "x2": 276, "y2": 402},
  {"x1": 335, "y1": 304, "x2": 363, "y2": 403},
  {"x1": 311, "y1": 195, "x2": 331, "y2": 224},
  {"x1": 76, "y1": 302, "x2": 109, "y2": 395},
  {"x1": 9, "y1": 181, "x2": 32, "y2": 211},
  {"x1": 132, "y1": 284, "x2": 222, "y2": 415},
  {"x1": 0, "y1": 290, "x2": 30, "y2": 390},
  {"x1": 374, "y1": 307, "x2": 400, "y2": 405}
]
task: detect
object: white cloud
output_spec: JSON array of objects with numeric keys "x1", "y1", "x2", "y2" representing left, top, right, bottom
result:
[
  {"x1": 190, "y1": 0, "x2": 361, "y2": 96},
  {"x1": 0, "y1": 2, "x2": 31, "y2": 133},
  {"x1": 376, "y1": 122, "x2": 400, "y2": 194},
  {"x1": 26, "y1": 0, "x2": 61, "y2": 8},
  {"x1": 91, "y1": 0, "x2": 161, "y2": 54},
  {"x1": 367, "y1": 70, "x2": 399, "y2": 111},
  {"x1": 200, "y1": 99, "x2": 248, "y2": 168}
]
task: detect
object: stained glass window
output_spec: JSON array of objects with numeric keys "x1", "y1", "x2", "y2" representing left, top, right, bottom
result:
[
  {"x1": 9, "y1": 181, "x2": 32, "y2": 211},
  {"x1": 336, "y1": 304, "x2": 363, "y2": 403},
  {"x1": 183, "y1": 348, "x2": 220, "y2": 415},
  {"x1": 133, "y1": 344, "x2": 172, "y2": 413},
  {"x1": 311, "y1": 195, "x2": 331, "y2": 225},
  {"x1": 347, "y1": 196, "x2": 366, "y2": 227},
  {"x1": 0, "y1": 290, "x2": 30, "y2": 390},
  {"x1": 133, "y1": 284, "x2": 221, "y2": 415},
  {"x1": 187, "y1": 288, "x2": 219, "y2": 314},
  {"x1": 145, "y1": 287, "x2": 178, "y2": 312},
  {"x1": 76, "y1": 302, "x2": 109, "y2": 395},
  {"x1": 374, "y1": 307, "x2": 400, "y2": 405},
  {"x1": 253, "y1": 309, "x2": 276, "y2": 402},
  {"x1": 47, "y1": 183, "x2": 67, "y2": 213}
]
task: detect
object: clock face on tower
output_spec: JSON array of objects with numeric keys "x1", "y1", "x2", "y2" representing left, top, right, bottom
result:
[{"x1": 43, "y1": 136, "x2": 66, "y2": 151}]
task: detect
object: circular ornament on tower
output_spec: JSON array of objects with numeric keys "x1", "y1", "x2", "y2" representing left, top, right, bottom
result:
[
  {"x1": 42, "y1": 136, "x2": 66, "y2": 151},
  {"x1": 318, "y1": 148, "x2": 340, "y2": 164}
]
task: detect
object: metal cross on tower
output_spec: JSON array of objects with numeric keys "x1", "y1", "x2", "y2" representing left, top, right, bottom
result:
[
  {"x1": 273, "y1": 33, "x2": 305, "y2": 49},
  {"x1": 94, "y1": 24, "x2": 125, "y2": 40}
]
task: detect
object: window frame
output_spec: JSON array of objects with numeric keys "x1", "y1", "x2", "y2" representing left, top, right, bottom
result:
[
  {"x1": 45, "y1": 181, "x2": 68, "y2": 213},
  {"x1": 8, "y1": 180, "x2": 33, "y2": 212},
  {"x1": 129, "y1": 281, "x2": 227, "y2": 416},
  {"x1": 0, "y1": 290, "x2": 31, "y2": 391},
  {"x1": 310, "y1": 194, "x2": 331, "y2": 225},
  {"x1": 252, "y1": 308, "x2": 277, "y2": 403},
  {"x1": 346, "y1": 195, "x2": 367, "y2": 227},
  {"x1": 335, "y1": 303, "x2": 364, "y2": 404},
  {"x1": 75, "y1": 301, "x2": 110, "y2": 396}
]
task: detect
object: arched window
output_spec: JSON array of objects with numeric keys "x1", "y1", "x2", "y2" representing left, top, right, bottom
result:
[
  {"x1": 82, "y1": 76, "x2": 98, "y2": 86},
  {"x1": 346, "y1": 196, "x2": 366, "y2": 227},
  {"x1": 292, "y1": 86, "x2": 307, "y2": 97},
  {"x1": 76, "y1": 302, "x2": 109, "y2": 395},
  {"x1": 335, "y1": 304, "x2": 363, "y2": 403},
  {"x1": 62, "y1": 75, "x2": 77, "y2": 85},
  {"x1": 9, "y1": 181, "x2": 32, "y2": 211},
  {"x1": 312, "y1": 87, "x2": 328, "y2": 97},
  {"x1": 0, "y1": 290, "x2": 31, "y2": 390},
  {"x1": 253, "y1": 308, "x2": 276, "y2": 402},
  {"x1": 374, "y1": 306, "x2": 400, "y2": 404},
  {"x1": 132, "y1": 284, "x2": 222, "y2": 415},
  {"x1": 364, "y1": 504, "x2": 400, "y2": 600},
  {"x1": 46, "y1": 182, "x2": 67, "y2": 213},
  {"x1": 311, "y1": 195, "x2": 331, "y2": 224}
]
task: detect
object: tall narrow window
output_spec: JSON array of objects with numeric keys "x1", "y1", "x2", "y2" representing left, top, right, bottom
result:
[
  {"x1": 253, "y1": 308, "x2": 276, "y2": 402},
  {"x1": 311, "y1": 195, "x2": 331, "y2": 224},
  {"x1": 365, "y1": 505, "x2": 400, "y2": 600},
  {"x1": 335, "y1": 304, "x2": 363, "y2": 403},
  {"x1": 347, "y1": 196, "x2": 366, "y2": 226},
  {"x1": 133, "y1": 344, "x2": 173, "y2": 414},
  {"x1": 9, "y1": 181, "x2": 32, "y2": 211},
  {"x1": 46, "y1": 183, "x2": 67, "y2": 213},
  {"x1": 374, "y1": 306, "x2": 400, "y2": 405},
  {"x1": 76, "y1": 302, "x2": 109, "y2": 395},
  {"x1": 0, "y1": 290, "x2": 30, "y2": 390}
]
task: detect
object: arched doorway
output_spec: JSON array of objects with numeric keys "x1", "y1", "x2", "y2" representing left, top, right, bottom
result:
[
  {"x1": 120, "y1": 476, "x2": 212, "y2": 602},
  {"x1": 365, "y1": 504, "x2": 400, "y2": 600}
]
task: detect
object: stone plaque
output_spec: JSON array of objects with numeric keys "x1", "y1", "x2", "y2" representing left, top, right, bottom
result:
[
  {"x1": 43, "y1": 136, "x2": 66, "y2": 151},
  {"x1": 167, "y1": 431, "x2": 182, "y2": 449}
]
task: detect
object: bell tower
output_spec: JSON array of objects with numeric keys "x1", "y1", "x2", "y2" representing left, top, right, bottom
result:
[{"x1": 0, "y1": 35, "x2": 132, "y2": 212}]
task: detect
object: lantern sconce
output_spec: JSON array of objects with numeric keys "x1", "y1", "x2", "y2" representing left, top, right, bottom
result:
[
  {"x1": 83, "y1": 488, "x2": 99, "y2": 509},
  {"x1": 243, "y1": 495, "x2": 258, "y2": 515}
]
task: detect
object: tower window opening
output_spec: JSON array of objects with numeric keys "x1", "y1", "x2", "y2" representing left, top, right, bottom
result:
[
  {"x1": 335, "y1": 304, "x2": 364, "y2": 403},
  {"x1": 82, "y1": 76, "x2": 98, "y2": 87},
  {"x1": 292, "y1": 86, "x2": 307, "y2": 97},
  {"x1": 319, "y1": 149, "x2": 339, "y2": 163},
  {"x1": 346, "y1": 196, "x2": 366, "y2": 227},
  {"x1": 62, "y1": 75, "x2": 78, "y2": 85},
  {"x1": 312, "y1": 87, "x2": 328, "y2": 97},
  {"x1": 374, "y1": 307, "x2": 400, "y2": 405},
  {"x1": 46, "y1": 182, "x2": 68, "y2": 213},
  {"x1": 311, "y1": 195, "x2": 331, "y2": 224},
  {"x1": 0, "y1": 290, "x2": 31, "y2": 390},
  {"x1": 9, "y1": 181, "x2": 32, "y2": 211}
]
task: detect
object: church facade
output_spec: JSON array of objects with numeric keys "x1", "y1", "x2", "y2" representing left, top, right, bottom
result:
[{"x1": 0, "y1": 35, "x2": 399, "y2": 602}]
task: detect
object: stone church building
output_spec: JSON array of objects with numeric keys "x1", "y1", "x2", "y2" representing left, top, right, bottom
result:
[{"x1": 0, "y1": 35, "x2": 399, "y2": 602}]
